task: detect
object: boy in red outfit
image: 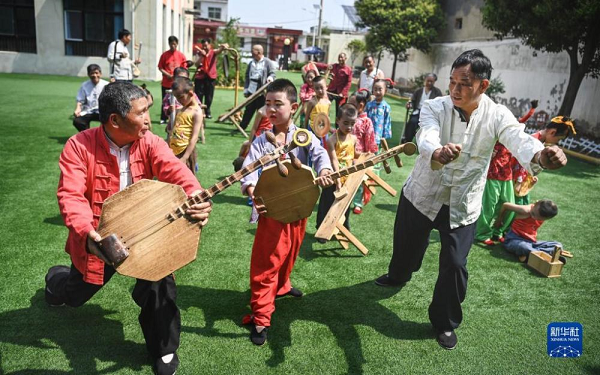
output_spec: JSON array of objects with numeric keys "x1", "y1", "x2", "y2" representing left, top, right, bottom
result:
[{"x1": 240, "y1": 79, "x2": 334, "y2": 345}]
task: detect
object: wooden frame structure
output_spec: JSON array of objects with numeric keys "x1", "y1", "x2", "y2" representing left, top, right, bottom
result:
[{"x1": 217, "y1": 82, "x2": 270, "y2": 139}]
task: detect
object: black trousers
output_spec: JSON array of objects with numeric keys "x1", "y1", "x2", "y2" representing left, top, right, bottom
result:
[
  {"x1": 73, "y1": 113, "x2": 100, "y2": 132},
  {"x1": 401, "y1": 113, "x2": 420, "y2": 144},
  {"x1": 316, "y1": 186, "x2": 350, "y2": 231},
  {"x1": 239, "y1": 94, "x2": 265, "y2": 130},
  {"x1": 329, "y1": 94, "x2": 345, "y2": 119},
  {"x1": 388, "y1": 191, "x2": 475, "y2": 331},
  {"x1": 47, "y1": 263, "x2": 180, "y2": 359},
  {"x1": 194, "y1": 78, "x2": 215, "y2": 116},
  {"x1": 161, "y1": 86, "x2": 169, "y2": 121}
]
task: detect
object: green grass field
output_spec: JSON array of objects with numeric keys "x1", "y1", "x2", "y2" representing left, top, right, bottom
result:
[{"x1": 0, "y1": 71, "x2": 598, "y2": 375}]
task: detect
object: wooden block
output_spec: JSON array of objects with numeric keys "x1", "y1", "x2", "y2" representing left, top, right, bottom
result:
[
  {"x1": 334, "y1": 231, "x2": 350, "y2": 249},
  {"x1": 365, "y1": 169, "x2": 397, "y2": 197},
  {"x1": 527, "y1": 251, "x2": 564, "y2": 278}
]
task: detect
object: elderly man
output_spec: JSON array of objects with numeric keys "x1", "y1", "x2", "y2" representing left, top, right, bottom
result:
[
  {"x1": 239, "y1": 44, "x2": 276, "y2": 130},
  {"x1": 325, "y1": 52, "x2": 353, "y2": 117},
  {"x1": 45, "y1": 82, "x2": 212, "y2": 375},
  {"x1": 402, "y1": 73, "x2": 443, "y2": 143},
  {"x1": 375, "y1": 49, "x2": 567, "y2": 350}
]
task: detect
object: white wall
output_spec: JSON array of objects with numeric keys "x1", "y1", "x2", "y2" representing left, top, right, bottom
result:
[
  {"x1": 199, "y1": 1, "x2": 227, "y2": 21},
  {"x1": 0, "y1": 0, "x2": 131, "y2": 77}
]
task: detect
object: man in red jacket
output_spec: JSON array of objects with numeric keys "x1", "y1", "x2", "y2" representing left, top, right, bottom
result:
[{"x1": 45, "y1": 82, "x2": 212, "y2": 375}]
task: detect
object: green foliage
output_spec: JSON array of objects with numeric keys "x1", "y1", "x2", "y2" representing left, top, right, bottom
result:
[
  {"x1": 486, "y1": 76, "x2": 506, "y2": 102},
  {"x1": 355, "y1": 0, "x2": 445, "y2": 57},
  {"x1": 482, "y1": 0, "x2": 600, "y2": 114},
  {"x1": 215, "y1": 18, "x2": 244, "y2": 87},
  {"x1": 347, "y1": 39, "x2": 366, "y2": 66},
  {"x1": 0, "y1": 72, "x2": 599, "y2": 375},
  {"x1": 288, "y1": 61, "x2": 305, "y2": 71}
]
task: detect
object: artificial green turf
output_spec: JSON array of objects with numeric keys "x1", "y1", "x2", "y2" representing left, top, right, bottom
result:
[{"x1": 0, "y1": 72, "x2": 598, "y2": 375}]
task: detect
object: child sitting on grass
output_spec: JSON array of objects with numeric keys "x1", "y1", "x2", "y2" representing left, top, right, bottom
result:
[
  {"x1": 494, "y1": 199, "x2": 563, "y2": 262},
  {"x1": 169, "y1": 78, "x2": 203, "y2": 173},
  {"x1": 315, "y1": 103, "x2": 358, "y2": 241}
]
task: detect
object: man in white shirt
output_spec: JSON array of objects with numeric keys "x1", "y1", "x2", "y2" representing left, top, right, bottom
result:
[
  {"x1": 73, "y1": 64, "x2": 109, "y2": 132},
  {"x1": 239, "y1": 44, "x2": 276, "y2": 130},
  {"x1": 375, "y1": 49, "x2": 567, "y2": 350},
  {"x1": 401, "y1": 73, "x2": 443, "y2": 143},
  {"x1": 358, "y1": 55, "x2": 384, "y2": 91},
  {"x1": 107, "y1": 29, "x2": 140, "y2": 82}
]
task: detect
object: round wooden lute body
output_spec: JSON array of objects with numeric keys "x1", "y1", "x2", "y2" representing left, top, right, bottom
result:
[{"x1": 96, "y1": 179, "x2": 200, "y2": 281}]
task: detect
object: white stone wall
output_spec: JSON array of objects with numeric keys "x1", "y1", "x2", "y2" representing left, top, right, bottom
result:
[
  {"x1": 374, "y1": 38, "x2": 600, "y2": 135},
  {"x1": 0, "y1": 0, "x2": 195, "y2": 82}
]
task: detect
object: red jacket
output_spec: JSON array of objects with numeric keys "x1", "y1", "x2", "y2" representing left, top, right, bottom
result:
[{"x1": 57, "y1": 126, "x2": 201, "y2": 285}]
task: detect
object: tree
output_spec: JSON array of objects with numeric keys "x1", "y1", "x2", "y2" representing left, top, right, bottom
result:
[
  {"x1": 482, "y1": 0, "x2": 600, "y2": 116},
  {"x1": 355, "y1": 0, "x2": 445, "y2": 81},
  {"x1": 347, "y1": 39, "x2": 366, "y2": 66}
]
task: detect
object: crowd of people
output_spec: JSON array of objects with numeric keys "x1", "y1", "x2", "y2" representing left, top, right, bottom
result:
[{"x1": 53, "y1": 33, "x2": 574, "y2": 374}]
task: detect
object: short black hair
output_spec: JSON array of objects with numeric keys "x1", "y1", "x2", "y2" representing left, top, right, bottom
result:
[
  {"x1": 337, "y1": 103, "x2": 358, "y2": 120},
  {"x1": 168, "y1": 35, "x2": 179, "y2": 44},
  {"x1": 118, "y1": 29, "x2": 131, "y2": 40},
  {"x1": 451, "y1": 49, "x2": 493, "y2": 80},
  {"x1": 266, "y1": 78, "x2": 297, "y2": 103},
  {"x1": 536, "y1": 199, "x2": 558, "y2": 219},
  {"x1": 201, "y1": 38, "x2": 212, "y2": 44},
  {"x1": 172, "y1": 77, "x2": 194, "y2": 93},
  {"x1": 99, "y1": 82, "x2": 146, "y2": 123},
  {"x1": 87, "y1": 64, "x2": 101, "y2": 75},
  {"x1": 312, "y1": 76, "x2": 325, "y2": 85},
  {"x1": 353, "y1": 89, "x2": 371, "y2": 106},
  {"x1": 173, "y1": 67, "x2": 189, "y2": 78}
]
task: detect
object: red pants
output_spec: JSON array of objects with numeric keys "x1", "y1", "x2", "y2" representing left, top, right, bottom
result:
[{"x1": 249, "y1": 215, "x2": 307, "y2": 327}]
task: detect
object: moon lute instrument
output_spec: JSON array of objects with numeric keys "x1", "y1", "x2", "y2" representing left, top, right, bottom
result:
[
  {"x1": 253, "y1": 142, "x2": 417, "y2": 224},
  {"x1": 89, "y1": 129, "x2": 311, "y2": 281}
]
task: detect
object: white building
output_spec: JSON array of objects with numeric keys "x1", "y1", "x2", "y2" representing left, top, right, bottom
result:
[
  {"x1": 193, "y1": 0, "x2": 228, "y2": 21},
  {"x1": 0, "y1": 0, "x2": 195, "y2": 81}
]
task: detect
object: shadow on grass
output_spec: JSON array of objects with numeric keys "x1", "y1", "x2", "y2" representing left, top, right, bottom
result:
[
  {"x1": 48, "y1": 136, "x2": 70, "y2": 145},
  {"x1": 0, "y1": 289, "x2": 146, "y2": 374},
  {"x1": 178, "y1": 281, "x2": 430, "y2": 375},
  {"x1": 43, "y1": 215, "x2": 64, "y2": 226},
  {"x1": 299, "y1": 232, "x2": 365, "y2": 260}
]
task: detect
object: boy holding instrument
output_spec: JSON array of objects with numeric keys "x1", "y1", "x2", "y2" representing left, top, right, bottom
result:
[
  {"x1": 240, "y1": 79, "x2": 334, "y2": 346},
  {"x1": 316, "y1": 104, "x2": 359, "y2": 239}
]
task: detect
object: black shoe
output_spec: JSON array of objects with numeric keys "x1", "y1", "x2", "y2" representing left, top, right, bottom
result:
[
  {"x1": 206, "y1": 114, "x2": 212, "y2": 119},
  {"x1": 436, "y1": 330, "x2": 457, "y2": 350},
  {"x1": 374, "y1": 274, "x2": 405, "y2": 287},
  {"x1": 317, "y1": 238, "x2": 327, "y2": 244},
  {"x1": 45, "y1": 265, "x2": 70, "y2": 306},
  {"x1": 250, "y1": 325, "x2": 268, "y2": 346},
  {"x1": 276, "y1": 287, "x2": 303, "y2": 299},
  {"x1": 153, "y1": 353, "x2": 179, "y2": 375}
]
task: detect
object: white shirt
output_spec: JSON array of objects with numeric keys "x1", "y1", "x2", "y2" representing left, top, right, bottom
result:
[
  {"x1": 358, "y1": 68, "x2": 383, "y2": 92},
  {"x1": 403, "y1": 95, "x2": 544, "y2": 229},
  {"x1": 107, "y1": 40, "x2": 133, "y2": 80},
  {"x1": 105, "y1": 135, "x2": 132, "y2": 191},
  {"x1": 412, "y1": 88, "x2": 432, "y2": 116},
  {"x1": 76, "y1": 79, "x2": 108, "y2": 115}
]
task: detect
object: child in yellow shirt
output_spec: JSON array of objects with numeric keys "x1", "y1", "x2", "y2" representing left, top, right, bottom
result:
[
  {"x1": 315, "y1": 104, "x2": 358, "y2": 239},
  {"x1": 169, "y1": 78, "x2": 203, "y2": 173}
]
